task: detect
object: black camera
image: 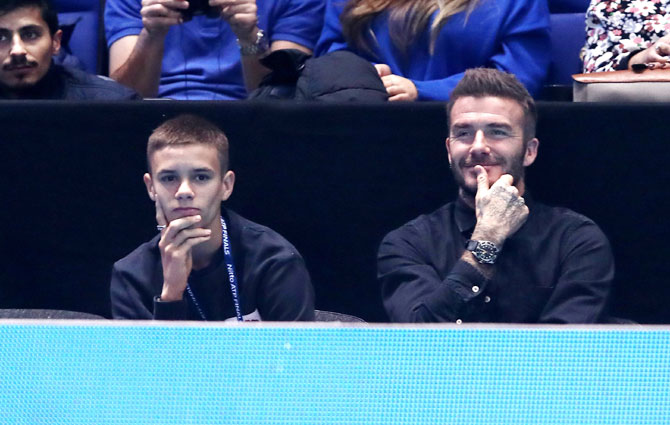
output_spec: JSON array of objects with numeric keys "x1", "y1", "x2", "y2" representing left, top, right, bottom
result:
[{"x1": 182, "y1": 0, "x2": 219, "y2": 21}]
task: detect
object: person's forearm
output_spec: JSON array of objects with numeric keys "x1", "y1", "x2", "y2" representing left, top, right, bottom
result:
[
  {"x1": 240, "y1": 55, "x2": 272, "y2": 93},
  {"x1": 111, "y1": 29, "x2": 167, "y2": 98},
  {"x1": 460, "y1": 250, "x2": 494, "y2": 280},
  {"x1": 463, "y1": 224, "x2": 506, "y2": 280}
]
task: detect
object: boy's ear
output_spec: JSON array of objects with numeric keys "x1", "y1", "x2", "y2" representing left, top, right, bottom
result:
[
  {"x1": 143, "y1": 173, "x2": 156, "y2": 200},
  {"x1": 221, "y1": 170, "x2": 235, "y2": 201}
]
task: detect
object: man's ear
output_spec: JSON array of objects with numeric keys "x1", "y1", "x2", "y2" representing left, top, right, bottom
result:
[
  {"x1": 445, "y1": 137, "x2": 453, "y2": 166},
  {"x1": 143, "y1": 173, "x2": 156, "y2": 201},
  {"x1": 523, "y1": 138, "x2": 539, "y2": 167},
  {"x1": 221, "y1": 170, "x2": 235, "y2": 202},
  {"x1": 51, "y1": 29, "x2": 62, "y2": 56}
]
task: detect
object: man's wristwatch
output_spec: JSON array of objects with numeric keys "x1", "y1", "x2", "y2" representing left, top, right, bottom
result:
[
  {"x1": 465, "y1": 240, "x2": 500, "y2": 264},
  {"x1": 238, "y1": 29, "x2": 269, "y2": 57}
]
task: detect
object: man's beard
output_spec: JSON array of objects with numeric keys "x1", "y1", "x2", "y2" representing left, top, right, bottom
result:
[
  {"x1": 1, "y1": 58, "x2": 40, "y2": 92},
  {"x1": 451, "y1": 151, "x2": 526, "y2": 198}
]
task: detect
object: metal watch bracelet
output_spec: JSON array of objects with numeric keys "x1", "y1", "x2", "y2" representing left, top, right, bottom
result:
[{"x1": 238, "y1": 29, "x2": 269, "y2": 57}]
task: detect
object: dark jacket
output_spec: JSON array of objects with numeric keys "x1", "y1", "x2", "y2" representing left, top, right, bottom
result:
[
  {"x1": 0, "y1": 64, "x2": 140, "y2": 100},
  {"x1": 250, "y1": 50, "x2": 388, "y2": 102}
]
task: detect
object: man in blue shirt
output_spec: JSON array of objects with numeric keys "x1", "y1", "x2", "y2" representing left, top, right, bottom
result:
[{"x1": 105, "y1": 0, "x2": 323, "y2": 99}]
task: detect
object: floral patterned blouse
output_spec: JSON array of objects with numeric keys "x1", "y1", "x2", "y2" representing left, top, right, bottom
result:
[{"x1": 582, "y1": 0, "x2": 670, "y2": 72}]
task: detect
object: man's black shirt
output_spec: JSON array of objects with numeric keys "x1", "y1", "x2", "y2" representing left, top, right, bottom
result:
[
  {"x1": 378, "y1": 195, "x2": 614, "y2": 323},
  {"x1": 0, "y1": 64, "x2": 140, "y2": 100}
]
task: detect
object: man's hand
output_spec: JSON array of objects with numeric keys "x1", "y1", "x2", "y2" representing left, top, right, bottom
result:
[
  {"x1": 375, "y1": 64, "x2": 418, "y2": 102},
  {"x1": 140, "y1": 0, "x2": 188, "y2": 37},
  {"x1": 155, "y1": 200, "x2": 212, "y2": 302},
  {"x1": 471, "y1": 165, "x2": 528, "y2": 247},
  {"x1": 211, "y1": 0, "x2": 259, "y2": 42}
]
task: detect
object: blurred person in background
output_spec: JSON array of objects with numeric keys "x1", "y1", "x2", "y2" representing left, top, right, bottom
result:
[
  {"x1": 583, "y1": 0, "x2": 670, "y2": 72},
  {"x1": 105, "y1": 0, "x2": 323, "y2": 99},
  {"x1": 0, "y1": 0, "x2": 138, "y2": 99},
  {"x1": 315, "y1": 0, "x2": 550, "y2": 101}
]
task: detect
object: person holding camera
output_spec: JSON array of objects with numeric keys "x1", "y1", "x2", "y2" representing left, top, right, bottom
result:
[{"x1": 105, "y1": 0, "x2": 323, "y2": 99}]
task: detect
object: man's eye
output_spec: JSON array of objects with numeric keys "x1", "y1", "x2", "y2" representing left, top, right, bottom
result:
[
  {"x1": 490, "y1": 129, "x2": 510, "y2": 137},
  {"x1": 22, "y1": 30, "x2": 40, "y2": 40},
  {"x1": 0, "y1": 33, "x2": 9, "y2": 42},
  {"x1": 159, "y1": 176, "x2": 176, "y2": 183},
  {"x1": 195, "y1": 174, "x2": 210, "y2": 182}
]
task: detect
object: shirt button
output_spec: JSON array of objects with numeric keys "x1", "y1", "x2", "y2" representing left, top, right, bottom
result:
[
  {"x1": 456, "y1": 319, "x2": 462, "y2": 324},
  {"x1": 472, "y1": 286, "x2": 480, "y2": 293},
  {"x1": 484, "y1": 296, "x2": 491, "y2": 303}
]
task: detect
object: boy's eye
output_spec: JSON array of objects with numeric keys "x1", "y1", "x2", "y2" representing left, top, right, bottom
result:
[
  {"x1": 195, "y1": 174, "x2": 210, "y2": 181},
  {"x1": 159, "y1": 175, "x2": 176, "y2": 183},
  {"x1": 452, "y1": 130, "x2": 471, "y2": 138}
]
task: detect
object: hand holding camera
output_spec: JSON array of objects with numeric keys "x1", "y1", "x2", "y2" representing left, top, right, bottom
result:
[{"x1": 140, "y1": 0, "x2": 258, "y2": 41}]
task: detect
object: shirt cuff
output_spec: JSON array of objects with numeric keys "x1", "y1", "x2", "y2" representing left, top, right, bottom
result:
[
  {"x1": 416, "y1": 260, "x2": 490, "y2": 322},
  {"x1": 153, "y1": 296, "x2": 188, "y2": 320},
  {"x1": 445, "y1": 261, "x2": 489, "y2": 302}
]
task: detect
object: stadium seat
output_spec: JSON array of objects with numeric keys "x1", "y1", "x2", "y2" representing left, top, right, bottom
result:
[
  {"x1": 52, "y1": 0, "x2": 103, "y2": 75},
  {"x1": 543, "y1": 0, "x2": 591, "y2": 99},
  {"x1": 315, "y1": 310, "x2": 366, "y2": 323}
]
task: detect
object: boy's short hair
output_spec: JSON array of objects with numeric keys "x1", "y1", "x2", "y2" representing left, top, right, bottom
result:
[
  {"x1": 447, "y1": 68, "x2": 537, "y2": 141},
  {"x1": 147, "y1": 114, "x2": 230, "y2": 173},
  {"x1": 0, "y1": 0, "x2": 59, "y2": 35}
]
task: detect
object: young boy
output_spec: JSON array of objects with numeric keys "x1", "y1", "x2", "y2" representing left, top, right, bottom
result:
[{"x1": 111, "y1": 114, "x2": 315, "y2": 320}]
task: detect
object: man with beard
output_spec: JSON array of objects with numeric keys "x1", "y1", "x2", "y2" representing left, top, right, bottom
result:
[
  {"x1": 0, "y1": 0, "x2": 138, "y2": 99},
  {"x1": 378, "y1": 68, "x2": 614, "y2": 324}
]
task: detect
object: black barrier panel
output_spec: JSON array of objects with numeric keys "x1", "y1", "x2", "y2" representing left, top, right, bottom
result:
[{"x1": 0, "y1": 101, "x2": 668, "y2": 323}]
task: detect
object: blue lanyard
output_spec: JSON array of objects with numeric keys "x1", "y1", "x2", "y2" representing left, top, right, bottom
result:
[{"x1": 186, "y1": 215, "x2": 243, "y2": 321}]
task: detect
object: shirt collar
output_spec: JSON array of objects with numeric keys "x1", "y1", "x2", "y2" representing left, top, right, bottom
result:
[{"x1": 455, "y1": 196, "x2": 476, "y2": 236}]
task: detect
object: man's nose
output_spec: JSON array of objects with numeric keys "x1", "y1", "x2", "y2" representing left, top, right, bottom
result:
[
  {"x1": 470, "y1": 129, "x2": 490, "y2": 154},
  {"x1": 175, "y1": 179, "x2": 194, "y2": 199},
  {"x1": 9, "y1": 35, "x2": 27, "y2": 57}
]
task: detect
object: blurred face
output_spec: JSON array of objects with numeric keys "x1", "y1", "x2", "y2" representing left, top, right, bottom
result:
[
  {"x1": 446, "y1": 96, "x2": 538, "y2": 199},
  {"x1": 0, "y1": 6, "x2": 61, "y2": 92},
  {"x1": 144, "y1": 144, "x2": 235, "y2": 231}
]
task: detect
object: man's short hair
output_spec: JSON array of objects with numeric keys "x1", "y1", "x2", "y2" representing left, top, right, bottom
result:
[
  {"x1": 147, "y1": 114, "x2": 230, "y2": 173},
  {"x1": 447, "y1": 68, "x2": 537, "y2": 141},
  {"x1": 0, "y1": 0, "x2": 59, "y2": 35}
]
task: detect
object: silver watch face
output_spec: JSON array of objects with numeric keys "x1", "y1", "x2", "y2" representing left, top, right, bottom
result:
[{"x1": 471, "y1": 240, "x2": 499, "y2": 264}]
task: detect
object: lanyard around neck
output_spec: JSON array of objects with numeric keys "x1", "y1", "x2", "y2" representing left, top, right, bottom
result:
[{"x1": 186, "y1": 215, "x2": 243, "y2": 321}]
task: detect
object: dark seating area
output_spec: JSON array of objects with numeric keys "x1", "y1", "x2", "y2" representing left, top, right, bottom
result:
[
  {"x1": 1, "y1": 100, "x2": 668, "y2": 323},
  {"x1": 542, "y1": 0, "x2": 590, "y2": 100}
]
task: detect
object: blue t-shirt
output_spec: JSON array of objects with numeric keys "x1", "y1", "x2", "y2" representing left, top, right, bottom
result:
[
  {"x1": 105, "y1": 0, "x2": 324, "y2": 100},
  {"x1": 315, "y1": 0, "x2": 550, "y2": 100}
]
